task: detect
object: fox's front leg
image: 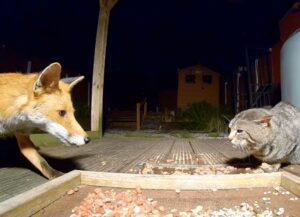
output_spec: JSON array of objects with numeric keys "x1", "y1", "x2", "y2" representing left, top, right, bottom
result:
[{"x1": 15, "y1": 133, "x2": 64, "y2": 179}]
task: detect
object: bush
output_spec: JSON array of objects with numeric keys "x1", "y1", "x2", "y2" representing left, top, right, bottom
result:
[
  {"x1": 73, "y1": 101, "x2": 90, "y2": 119},
  {"x1": 73, "y1": 100, "x2": 91, "y2": 130},
  {"x1": 181, "y1": 101, "x2": 233, "y2": 134},
  {"x1": 207, "y1": 116, "x2": 223, "y2": 133}
]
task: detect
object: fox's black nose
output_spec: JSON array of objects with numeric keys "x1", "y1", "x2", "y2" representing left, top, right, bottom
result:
[{"x1": 84, "y1": 137, "x2": 91, "y2": 144}]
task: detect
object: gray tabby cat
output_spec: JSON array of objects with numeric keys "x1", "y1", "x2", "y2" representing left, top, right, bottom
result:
[{"x1": 228, "y1": 101, "x2": 300, "y2": 171}]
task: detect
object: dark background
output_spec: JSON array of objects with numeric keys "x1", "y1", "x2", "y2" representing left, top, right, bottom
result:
[{"x1": 0, "y1": 0, "x2": 297, "y2": 109}]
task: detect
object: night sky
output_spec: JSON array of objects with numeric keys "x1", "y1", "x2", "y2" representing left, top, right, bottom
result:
[{"x1": 0, "y1": 0, "x2": 297, "y2": 109}]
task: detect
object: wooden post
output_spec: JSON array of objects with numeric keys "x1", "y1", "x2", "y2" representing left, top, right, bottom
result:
[
  {"x1": 136, "y1": 103, "x2": 141, "y2": 130},
  {"x1": 143, "y1": 101, "x2": 147, "y2": 118},
  {"x1": 91, "y1": 0, "x2": 118, "y2": 134}
]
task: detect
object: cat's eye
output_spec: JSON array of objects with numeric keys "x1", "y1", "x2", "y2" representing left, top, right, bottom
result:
[
  {"x1": 237, "y1": 129, "x2": 243, "y2": 133},
  {"x1": 58, "y1": 110, "x2": 66, "y2": 117}
]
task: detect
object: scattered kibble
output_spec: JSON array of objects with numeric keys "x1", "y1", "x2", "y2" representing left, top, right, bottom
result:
[
  {"x1": 274, "y1": 207, "x2": 285, "y2": 215},
  {"x1": 73, "y1": 187, "x2": 79, "y2": 192},
  {"x1": 68, "y1": 187, "x2": 298, "y2": 217},
  {"x1": 139, "y1": 163, "x2": 266, "y2": 175},
  {"x1": 70, "y1": 187, "x2": 161, "y2": 217},
  {"x1": 262, "y1": 197, "x2": 270, "y2": 201},
  {"x1": 67, "y1": 189, "x2": 75, "y2": 195},
  {"x1": 289, "y1": 197, "x2": 299, "y2": 201}
]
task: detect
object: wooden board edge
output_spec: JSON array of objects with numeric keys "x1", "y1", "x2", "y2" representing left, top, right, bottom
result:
[
  {"x1": 0, "y1": 170, "x2": 81, "y2": 217},
  {"x1": 80, "y1": 171, "x2": 282, "y2": 190},
  {"x1": 281, "y1": 171, "x2": 300, "y2": 197}
]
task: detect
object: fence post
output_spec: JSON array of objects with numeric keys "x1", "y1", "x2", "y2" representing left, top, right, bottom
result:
[
  {"x1": 143, "y1": 101, "x2": 147, "y2": 122},
  {"x1": 136, "y1": 103, "x2": 141, "y2": 130}
]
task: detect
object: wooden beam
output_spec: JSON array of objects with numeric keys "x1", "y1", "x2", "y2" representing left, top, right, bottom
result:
[
  {"x1": 5, "y1": 170, "x2": 300, "y2": 215},
  {"x1": 281, "y1": 171, "x2": 300, "y2": 197},
  {"x1": 100, "y1": 0, "x2": 118, "y2": 10},
  {"x1": 136, "y1": 103, "x2": 141, "y2": 130},
  {"x1": 0, "y1": 170, "x2": 81, "y2": 217},
  {"x1": 80, "y1": 171, "x2": 282, "y2": 190},
  {"x1": 91, "y1": 0, "x2": 118, "y2": 133}
]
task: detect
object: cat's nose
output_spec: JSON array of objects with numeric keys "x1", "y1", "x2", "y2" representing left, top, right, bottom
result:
[{"x1": 228, "y1": 131, "x2": 234, "y2": 140}]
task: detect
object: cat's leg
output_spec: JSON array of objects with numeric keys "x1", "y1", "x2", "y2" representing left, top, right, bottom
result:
[{"x1": 260, "y1": 162, "x2": 281, "y2": 172}]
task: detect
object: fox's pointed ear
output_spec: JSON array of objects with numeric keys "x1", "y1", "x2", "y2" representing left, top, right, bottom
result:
[
  {"x1": 254, "y1": 115, "x2": 272, "y2": 128},
  {"x1": 34, "y1": 62, "x2": 61, "y2": 92},
  {"x1": 61, "y1": 76, "x2": 84, "y2": 90}
]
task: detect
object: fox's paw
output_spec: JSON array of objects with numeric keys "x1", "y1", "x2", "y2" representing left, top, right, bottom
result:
[
  {"x1": 41, "y1": 161, "x2": 64, "y2": 179},
  {"x1": 48, "y1": 169, "x2": 64, "y2": 180}
]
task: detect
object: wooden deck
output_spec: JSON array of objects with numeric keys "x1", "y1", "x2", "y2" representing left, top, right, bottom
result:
[
  {"x1": 38, "y1": 136, "x2": 250, "y2": 172},
  {"x1": 0, "y1": 135, "x2": 273, "y2": 202}
]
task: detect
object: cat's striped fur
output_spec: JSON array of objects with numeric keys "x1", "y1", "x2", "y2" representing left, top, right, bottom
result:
[{"x1": 228, "y1": 101, "x2": 300, "y2": 170}]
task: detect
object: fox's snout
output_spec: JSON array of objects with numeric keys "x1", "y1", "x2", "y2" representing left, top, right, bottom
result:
[
  {"x1": 69, "y1": 135, "x2": 91, "y2": 146},
  {"x1": 84, "y1": 137, "x2": 91, "y2": 144},
  {"x1": 67, "y1": 133, "x2": 91, "y2": 146},
  {"x1": 40, "y1": 116, "x2": 90, "y2": 147}
]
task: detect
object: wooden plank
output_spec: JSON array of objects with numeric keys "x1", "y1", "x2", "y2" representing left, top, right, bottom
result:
[
  {"x1": 0, "y1": 170, "x2": 81, "y2": 217},
  {"x1": 281, "y1": 171, "x2": 300, "y2": 197},
  {"x1": 100, "y1": 0, "x2": 118, "y2": 10},
  {"x1": 283, "y1": 164, "x2": 300, "y2": 177},
  {"x1": 136, "y1": 103, "x2": 141, "y2": 130},
  {"x1": 1, "y1": 169, "x2": 300, "y2": 216},
  {"x1": 117, "y1": 139, "x2": 174, "y2": 173},
  {"x1": 0, "y1": 168, "x2": 47, "y2": 202},
  {"x1": 80, "y1": 170, "x2": 282, "y2": 190},
  {"x1": 91, "y1": 4, "x2": 110, "y2": 133},
  {"x1": 91, "y1": 0, "x2": 118, "y2": 133}
]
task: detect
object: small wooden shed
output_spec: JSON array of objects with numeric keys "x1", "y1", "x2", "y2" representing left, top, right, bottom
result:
[{"x1": 177, "y1": 64, "x2": 220, "y2": 108}]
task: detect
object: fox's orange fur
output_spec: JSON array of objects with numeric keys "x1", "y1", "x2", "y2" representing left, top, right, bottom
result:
[{"x1": 0, "y1": 63, "x2": 90, "y2": 179}]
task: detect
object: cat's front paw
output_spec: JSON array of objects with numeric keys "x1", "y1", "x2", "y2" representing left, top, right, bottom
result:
[{"x1": 260, "y1": 162, "x2": 281, "y2": 172}]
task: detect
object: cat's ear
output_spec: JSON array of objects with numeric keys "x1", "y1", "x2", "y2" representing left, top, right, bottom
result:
[{"x1": 254, "y1": 115, "x2": 272, "y2": 128}]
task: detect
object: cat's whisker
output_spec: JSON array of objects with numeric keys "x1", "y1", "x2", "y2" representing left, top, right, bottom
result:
[
  {"x1": 243, "y1": 144, "x2": 250, "y2": 154},
  {"x1": 240, "y1": 146, "x2": 245, "y2": 153},
  {"x1": 221, "y1": 140, "x2": 231, "y2": 146}
]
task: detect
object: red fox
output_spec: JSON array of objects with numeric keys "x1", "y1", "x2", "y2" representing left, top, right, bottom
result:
[{"x1": 0, "y1": 62, "x2": 90, "y2": 179}]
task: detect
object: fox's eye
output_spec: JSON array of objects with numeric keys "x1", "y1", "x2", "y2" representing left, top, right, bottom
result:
[
  {"x1": 58, "y1": 110, "x2": 66, "y2": 117},
  {"x1": 237, "y1": 129, "x2": 243, "y2": 133}
]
